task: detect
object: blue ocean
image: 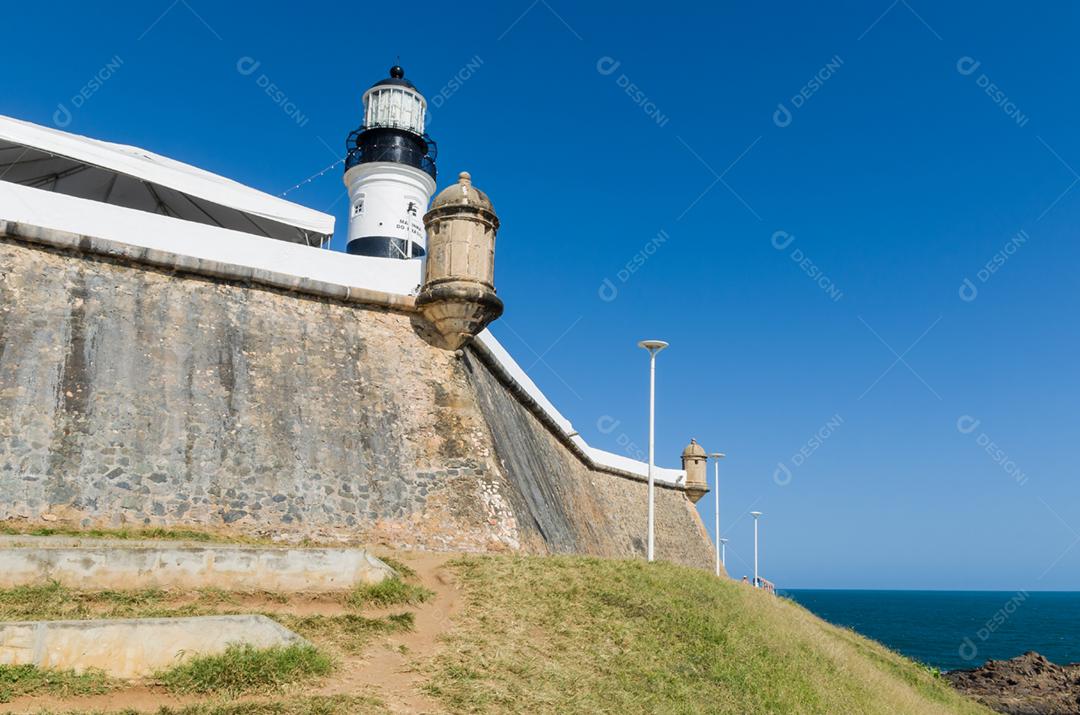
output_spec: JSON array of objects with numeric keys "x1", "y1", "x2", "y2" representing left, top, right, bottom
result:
[{"x1": 781, "y1": 590, "x2": 1080, "y2": 671}]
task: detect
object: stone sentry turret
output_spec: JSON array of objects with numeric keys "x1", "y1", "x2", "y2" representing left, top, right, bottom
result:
[
  {"x1": 416, "y1": 171, "x2": 503, "y2": 350},
  {"x1": 682, "y1": 438, "x2": 709, "y2": 503}
]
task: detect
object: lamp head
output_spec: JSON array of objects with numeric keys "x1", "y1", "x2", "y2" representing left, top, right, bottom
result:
[
  {"x1": 709, "y1": 452, "x2": 725, "y2": 459},
  {"x1": 637, "y1": 339, "x2": 669, "y2": 353},
  {"x1": 719, "y1": 538, "x2": 729, "y2": 544},
  {"x1": 750, "y1": 511, "x2": 762, "y2": 518}
]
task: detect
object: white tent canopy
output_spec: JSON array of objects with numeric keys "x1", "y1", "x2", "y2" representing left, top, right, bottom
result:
[{"x1": 0, "y1": 114, "x2": 333, "y2": 246}]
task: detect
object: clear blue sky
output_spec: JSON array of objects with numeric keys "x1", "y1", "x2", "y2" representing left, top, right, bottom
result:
[{"x1": 4, "y1": 1, "x2": 1078, "y2": 590}]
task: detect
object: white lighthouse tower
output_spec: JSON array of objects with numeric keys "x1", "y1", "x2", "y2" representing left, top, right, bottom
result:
[{"x1": 343, "y1": 65, "x2": 437, "y2": 258}]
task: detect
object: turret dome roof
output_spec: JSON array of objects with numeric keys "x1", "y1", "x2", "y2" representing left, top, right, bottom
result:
[
  {"x1": 682, "y1": 438, "x2": 706, "y2": 458},
  {"x1": 430, "y1": 171, "x2": 495, "y2": 214}
]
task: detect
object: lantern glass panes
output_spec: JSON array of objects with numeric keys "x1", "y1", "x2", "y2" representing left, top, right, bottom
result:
[{"x1": 364, "y1": 87, "x2": 425, "y2": 134}]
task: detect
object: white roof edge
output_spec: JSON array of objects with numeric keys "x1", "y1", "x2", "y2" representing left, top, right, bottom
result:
[{"x1": 0, "y1": 114, "x2": 334, "y2": 236}]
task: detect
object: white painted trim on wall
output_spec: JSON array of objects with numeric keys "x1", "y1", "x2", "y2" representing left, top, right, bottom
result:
[
  {"x1": 474, "y1": 330, "x2": 685, "y2": 486},
  {"x1": 0, "y1": 182, "x2": 421, "y2": 296}
]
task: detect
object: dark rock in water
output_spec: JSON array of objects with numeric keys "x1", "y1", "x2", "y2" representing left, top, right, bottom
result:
[{"x1": 945, "y1": 651, "x2": 1080, "y2": 714}]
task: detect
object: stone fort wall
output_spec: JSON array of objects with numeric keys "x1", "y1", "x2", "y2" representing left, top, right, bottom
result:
[{"x1": 0, "y1": 231, "x2": 714, "y2": 570}]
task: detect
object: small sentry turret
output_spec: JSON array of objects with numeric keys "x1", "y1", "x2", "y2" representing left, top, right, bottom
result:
[
  {"x1": 682, "y1": 438, "x2": 709, "y2": 503},
  {"x1": 416, "y1": 171, "x2": 503, "y2": 349}
]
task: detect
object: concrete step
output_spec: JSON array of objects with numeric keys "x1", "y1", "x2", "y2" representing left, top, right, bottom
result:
[
  {"x1": 0, "y1": 535, "x2": 394, "y2": 592},
  {"x1": 0, "y1": 614, "x2": 305, "y2": 678}
]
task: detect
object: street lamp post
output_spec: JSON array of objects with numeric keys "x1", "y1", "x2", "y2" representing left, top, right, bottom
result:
[
  {"x1": 750, "y1": 511, "x2": 762, "y2": 587},
  {"x1": 637, "y1": 339, "x2": 668, "y2": 562},
  {"x1": 709, "y1": 452, "x2": 725, "y2": 576},
  {"x1": 719, "y1": 538, "x2": 728, "y2": 569}
]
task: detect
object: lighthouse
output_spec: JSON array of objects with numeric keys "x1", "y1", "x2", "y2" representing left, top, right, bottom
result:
[{"x1": 343, "y1": 65, "x2": 437, "y2": 258}]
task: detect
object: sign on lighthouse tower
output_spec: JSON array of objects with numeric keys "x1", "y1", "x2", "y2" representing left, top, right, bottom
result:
[{"x1": 343, "y1": 66, "x2": 438, "y2": 258}]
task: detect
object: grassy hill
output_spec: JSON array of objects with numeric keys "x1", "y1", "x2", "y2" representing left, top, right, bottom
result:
[
  {"x1": 0, "y1": 534, "x2": 990, "y2": 714},
  {"x1": 426, "y1": 555, "x2": 989, "y2": 714}
]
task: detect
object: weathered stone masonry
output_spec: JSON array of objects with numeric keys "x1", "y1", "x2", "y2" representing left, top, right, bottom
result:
[{"x1": 0, "y1": 232, "x2": 714, "y2": 570}]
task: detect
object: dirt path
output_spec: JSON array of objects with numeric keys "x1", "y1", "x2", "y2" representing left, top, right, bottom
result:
[
  {"x1": 0, "y1": 551, "x2": 462, "y2": 715},
  {"x1": 315, "y1": 552, "x2": 462, "y2": 714}
]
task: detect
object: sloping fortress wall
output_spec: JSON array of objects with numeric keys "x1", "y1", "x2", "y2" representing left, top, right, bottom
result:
[{"x1": 0, "y1": 232, "x2": 713, "y2": 569}]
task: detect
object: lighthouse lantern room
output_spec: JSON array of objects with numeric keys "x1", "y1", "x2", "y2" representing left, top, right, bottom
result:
[{"x1": 344, "y1": 66, "x2": 437, "y2": 259}]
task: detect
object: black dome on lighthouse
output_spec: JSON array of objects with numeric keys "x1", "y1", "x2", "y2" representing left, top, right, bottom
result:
[{"x1": 371, "y1": 64, "x2": 417, "y2": 90}]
